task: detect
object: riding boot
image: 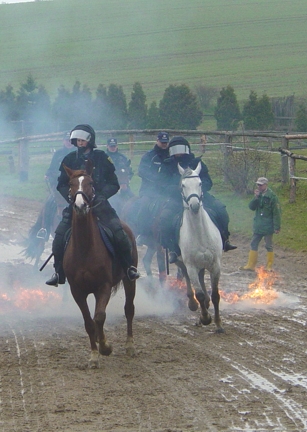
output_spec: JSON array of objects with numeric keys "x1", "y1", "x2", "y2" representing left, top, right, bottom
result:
[
  {"x1": 45, "y1": 256, "x2": 66, "y2": 286},
  {"x1": 45, "y1": 228, "x2": 67, "y2": 287},
  {"x1": 114, "y1": 227, "x2": 140, "y2": 281},
  {"x1": 224, "y1": 239, "x2": 237, "y2": 252}
]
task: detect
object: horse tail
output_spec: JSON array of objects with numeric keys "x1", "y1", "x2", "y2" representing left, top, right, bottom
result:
[{"x1": 21, "y1": 195, "x2": 57, "y2": 261}]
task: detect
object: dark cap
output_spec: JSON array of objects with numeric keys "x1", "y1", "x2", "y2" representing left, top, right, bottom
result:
[
  {"x1": 157, "y1": 132, "x2": 169, "y2": 143},
  {"x1": 107, "y1": 138, "x2": 117, "y2": 146}
]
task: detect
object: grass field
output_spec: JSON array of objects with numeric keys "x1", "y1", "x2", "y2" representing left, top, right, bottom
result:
[{"x1": 1, "y1": 0, "x2": 307, "y2": 104}]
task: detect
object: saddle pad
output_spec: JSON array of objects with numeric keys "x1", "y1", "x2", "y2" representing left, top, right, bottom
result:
[{"x1": 64, "y1": 225, "x2": 115, "y2": 258}]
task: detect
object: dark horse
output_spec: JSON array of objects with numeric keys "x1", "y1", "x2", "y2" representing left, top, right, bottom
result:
[
  {"x1": 63, "y1": 160, "x2": 137, "y2": 368},
  {"x1": 22, "y1": 193, "x2": 60, "y2": 268},
  {"x1": 109, "y1": 165, "x2": 166, "y2": 284}
]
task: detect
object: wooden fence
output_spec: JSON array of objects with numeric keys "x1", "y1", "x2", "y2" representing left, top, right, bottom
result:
[{"x1": 1, "y1": 130, "x2": 307, "y2": 196}]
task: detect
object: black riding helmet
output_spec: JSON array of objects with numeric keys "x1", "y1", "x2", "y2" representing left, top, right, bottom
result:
[
  {"x1": 168, "y1": 136, "x2": 191, "y2": 156},
  {"x1": 70, "y1": 124, "x2": 97, "y2": 148}
]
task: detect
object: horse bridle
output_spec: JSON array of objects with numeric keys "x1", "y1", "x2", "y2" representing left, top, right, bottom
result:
[
  {"x1": 181, "y1": 175, "x2": 203, "y2": 206},
  {"x1": 69, "y1": 176, "x2": 96, "y2": 207}
]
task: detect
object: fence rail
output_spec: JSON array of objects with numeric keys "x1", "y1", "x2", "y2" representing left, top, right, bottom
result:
[{"x1": 1, "y1": 130, "x2": 307, "y2": 191}]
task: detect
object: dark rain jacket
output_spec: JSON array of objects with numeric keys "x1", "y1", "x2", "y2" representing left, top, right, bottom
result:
[
  {"x1": 249, "y1": 187, "x2": 281, "y2": 235},
  {"x1": 57, "y1": 149, "x2": 120, "y2": 203},
  {"x1": 138, "y1": 144, "x2": 170, "y2": 197},
  {"x1": 158, "y1": 153, "x2": 213, "y2": 202},
  {"x1": 106, "y1": 150, "x2": 133, "y2": 179}
]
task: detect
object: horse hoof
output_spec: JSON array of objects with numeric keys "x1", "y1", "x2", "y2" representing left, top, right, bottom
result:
[
  {"x1": 188, "y1": 298, "x2": 198, "y2": 311},
  {"x1": 215, "y1": 327, "x2": 225, "y2": 334},
  {"x1": 99, "y1": 343, "x2": 113, "y2": 356},
  {"x1": 88, "y1": 359, "x2": 99, "y2": 369},
  {"x1": 200, "y1": 315, "x2": 212, "y2": 326}
]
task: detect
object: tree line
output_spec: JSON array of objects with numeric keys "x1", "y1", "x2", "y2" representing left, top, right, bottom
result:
[{"x1": 1, "y1": 75, "x2": 306, "y2": 137}]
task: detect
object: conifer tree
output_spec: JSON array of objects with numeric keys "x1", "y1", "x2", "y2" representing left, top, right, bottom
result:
[
  {"x1": 214, "y1": 85, "x2": 241, "y2": 130},
  {"x1": 128, "y1": 82, "x2": 147, "y2": 128}
]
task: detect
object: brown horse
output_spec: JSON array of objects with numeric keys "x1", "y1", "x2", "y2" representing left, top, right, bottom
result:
[{"x1": 63, "y1": 160, "x2": 137, "y2": 368}]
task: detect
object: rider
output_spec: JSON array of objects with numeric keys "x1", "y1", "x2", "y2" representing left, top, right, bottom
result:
[
  {"x1": 45, "y1": 132, "x2": 74, "y2": 193},
  {"x1": 45, "y1": 124, "x2": 140, "y2": 286},
  {"x1": 106, "y1": 137, "x2": 134, "y2": 198},
  {"x1": 158, "y1": 136, "x2": 237, "y2": 263},
  {"x1": 136, "y1": 131, "x2": 170, "y2": 244}
]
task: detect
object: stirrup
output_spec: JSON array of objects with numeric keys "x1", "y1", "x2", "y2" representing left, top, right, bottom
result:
[
  {"x1": 127, "y1": 266, "x2": 140, "y2": 281},
  {"x1": 46, "y1": 273, "x2": 59, "y2": 287}
]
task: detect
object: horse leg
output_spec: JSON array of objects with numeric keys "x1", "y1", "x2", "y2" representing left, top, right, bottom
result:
[
  {"x1": 198, "y1": 269, "x2": 210, "y2": 310},
  {"x1": 156, "y1": 245, "x2": 166, "y2": 284},
  {"x1": 143, "y1": 246, "x2": 155, "y2": 277},
  {"x1": 94, "y1": 288, "x2": 113, "y2": 357},
  {"x1": 71, "y1": 291, "x2": 99, "y2": 368},
  {"x1": 176, "y1": 261, "x2": 198, "y2": 311},
  {"x1": 123, "y1": 280, "x2": 136, "y2": 357},
  {"x1": 187, "y1": 266, "x2": 212, "y2": 325},
  {"x1": 210, "y1": 271, "x2": 224, "y2": 333}
]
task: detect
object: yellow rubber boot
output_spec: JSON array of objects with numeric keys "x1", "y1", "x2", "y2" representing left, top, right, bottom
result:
[
  {"x1": 266, "y1": 252, "x2": 274, "y2": 271},
  {"x1": 239, "y1": 250, "x2": 258, "y2": 271}
]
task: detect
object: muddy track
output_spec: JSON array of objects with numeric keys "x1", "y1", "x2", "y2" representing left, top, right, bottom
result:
[{"x1": 0, "y1": 196, "x2": 306, "y2": 431}]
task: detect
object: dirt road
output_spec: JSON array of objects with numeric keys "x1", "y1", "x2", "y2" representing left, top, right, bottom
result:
[{"x1": 0, "y1": 196, "x2": 306, "y2": 432}]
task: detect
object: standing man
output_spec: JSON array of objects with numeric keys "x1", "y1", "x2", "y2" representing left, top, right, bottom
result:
[
  {"x1": 240, "y1": 177, "x2": 281, "y2": 272},
  {"x1": 136, "y1": 131, "x2": 170, "y2": 244}
]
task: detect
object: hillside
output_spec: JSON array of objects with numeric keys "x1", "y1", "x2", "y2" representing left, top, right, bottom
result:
[{"x1": 1, "y1": 0, "x2": 307, "y2": 103}]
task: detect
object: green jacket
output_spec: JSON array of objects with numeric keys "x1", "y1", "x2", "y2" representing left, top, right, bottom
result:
[{"x1": 249, "y1": 187, "x2": 281, "y2": 235}]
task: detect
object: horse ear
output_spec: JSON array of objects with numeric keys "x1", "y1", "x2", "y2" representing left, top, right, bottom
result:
[
  {"x1": 195, "y1": 162, "x2": 202, "y2": 175},
  {"x1": 178, "y1": 163, "x2": 184, "y2": 175},
  {"x1": 63, "y1": 164, "x2": 74, "y2": 178},
  {"x1": 85, "y1": 159, "x2": 94, "y2": 176}
]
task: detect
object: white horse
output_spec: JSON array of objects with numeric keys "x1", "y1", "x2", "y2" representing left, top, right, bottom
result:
[{"x1": 176, "y1": 162, "x2": 224, "y2": 333}]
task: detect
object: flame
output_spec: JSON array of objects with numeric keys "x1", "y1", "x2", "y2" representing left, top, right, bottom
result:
[
  {"x1": 223, "y1": 266, "x2": 279, "y2": 304},
  {"x1": 166, "y1": 266, "x2": 279, "y2": 305},
  {"x1": 0, "y1": 286, "x2": 62, "y2": 313}
]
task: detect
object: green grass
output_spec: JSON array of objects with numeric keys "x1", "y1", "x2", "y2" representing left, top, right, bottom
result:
[{"x1": 1, "y1": 0, "x2": 307, "y2": 103}]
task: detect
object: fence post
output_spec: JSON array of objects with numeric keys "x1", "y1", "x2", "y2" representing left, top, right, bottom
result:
[
  {"x1": 18, "y1": 137, "x2": 29, "y2": 182},
  {"x1": 223, "y1": 134, "x2": 232, "y2": 182},
  {"x1": 281, "y1": 136, "x2": 289, "y2": 184},
  {"x1": 289, "y1": 157, "x2": 296, "y2": 203}
]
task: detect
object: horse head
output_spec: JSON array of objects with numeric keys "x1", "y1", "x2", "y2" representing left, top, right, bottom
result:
[
  {"x1": 64, "y1": 160, "x2": 95, "y2": 215},
  {"x1": 178, "y1": 162, "x2": 202, "y2": 214}
]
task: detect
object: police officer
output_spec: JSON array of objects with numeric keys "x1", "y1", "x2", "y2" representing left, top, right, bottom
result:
[
  {"x1": 45, "y1": 124, "x2": 140, "y2": 286},
  {"x1": 136, "y1": 131, "x2": 170, "y2": 244},
  {"x1": 158, "y1": 136, "x2": 237, "y2": 263},
  {"x1": 106, "y1": 137, "x2": 133, "y2": 179},
  {"x1": 45, "y1": 132, "x2": 74, "y2": 193}
]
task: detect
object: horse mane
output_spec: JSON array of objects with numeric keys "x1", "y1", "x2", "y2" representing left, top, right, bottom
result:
[{"x1": 181, "y1": 167, "x2": 194, "y2": 179}]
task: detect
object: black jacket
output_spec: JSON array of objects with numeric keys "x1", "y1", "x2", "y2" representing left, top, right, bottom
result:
[
  {"x1": 57, "y1": 149, "x2": 120, "y2": 203},
  {"x1": 159, "y1": 153, "x2": 213, "y2": 201},
  {"x1": 106, "y1": 150, "x2": 133, "y2": 179},
  {"x1": 138, "y1": 144, "x2": 169, "y2": 197}
]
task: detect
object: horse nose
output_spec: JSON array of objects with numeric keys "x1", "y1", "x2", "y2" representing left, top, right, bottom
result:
[{"x1": 190, "y1": 201, "x2": 200, "y2": 213}]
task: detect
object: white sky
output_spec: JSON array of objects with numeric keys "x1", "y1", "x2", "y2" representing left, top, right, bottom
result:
[{"x1": 1, "y1": 0, "x2": 34, "y2": 3}]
